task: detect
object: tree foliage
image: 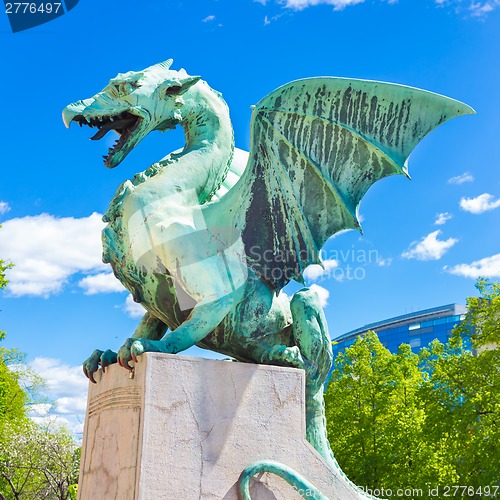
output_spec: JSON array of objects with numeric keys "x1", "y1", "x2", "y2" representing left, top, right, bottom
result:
[
  {"x1": 0, "y1": 238, "x2": 80, "y2": 499},
  {"x1": 0, "y1": 420, "x2": 79, "y2": 500},
  {"x1": 325, "y1": 279, "x2": 499, "y2": 497},
  {"x1": 0, "y1": 261, "x2": 12, "y2": 295},
  {"x1": 0, "y1": 361, "x2": 26, "y2": 425},
  {"x1": 0, "y1": 239, "x2": 25, "y2": 426},
  {"x1": 455, "y1": 278, "x2": 500, "y2": 348},
  {"x1": 0, "y1": 344, "x2": 80, "y2": 500},
  {"x1": 0, "y1": 223, "x2": 13, "y2": 312},
  {"x1": 418, "y1": 279, "x2": 500, "y2": 491},
  {"x1": 0, "y1": 229, "x2": 13, "y2": 349}
]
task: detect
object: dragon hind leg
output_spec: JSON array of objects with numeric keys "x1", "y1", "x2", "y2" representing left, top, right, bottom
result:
[
  {"x1": 260, "y1": 288, "x2": 334, "y2": 462},
  {"x1": 289, "y1": 288, "x2": 333, "y2": 387},
  {"x1": 260, "y1": 289, "x2": 332, "y2": 380},
  {"x1": 255, "y1": 288, "x2": 375, "y2": 498},
  {"x1": 289, "y1": 288, "x2": 335, "y2": 463}
]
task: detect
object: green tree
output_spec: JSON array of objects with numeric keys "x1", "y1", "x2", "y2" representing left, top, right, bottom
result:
[
  {"x1": 0, "y1": 240, "x2": 45, "y2": 425},
  {"x1": 0, "y1": 224, "x2": 13, "y2": 324},
  {"x1": 0, "y1": 258, "x2": 12, "y2": 293},
  {"x1": 0, "y1": 420, "x2": 80, "y2": 500},
  {"x1": 0, "y1": 236, "x2": 80, "y2": 499},
  {"x1": 419, "y1": 280, "x2": 499, "y2": 490},
  {"x1": 325, "y1": 332, "x2": 392, "y2": 488},
  {"x1": 0, "y1": 231, "x2": 25, "y2": 425},
  {"x1": 0, "y1": 348, "x2": 26, "y2": 425},
  {"x1": 325, "y1": 332, "x2": 443, "y2": 493},
  {"x1": 454, "y1": 278, "x2": 500, "y2": 348},
  {"x1": 325, "y1": 280, "x2": 500, "y2": 498}
]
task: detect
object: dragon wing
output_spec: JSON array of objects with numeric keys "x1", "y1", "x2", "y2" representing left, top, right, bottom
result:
[{"x1": 207, "y1": 78, "x2": 474, "y2": 292}]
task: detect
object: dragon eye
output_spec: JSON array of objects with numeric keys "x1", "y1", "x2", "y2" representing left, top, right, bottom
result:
[
  {"x1": 123, "y1": 81, "x2": 140, "y2": 93},
  {"x1": 108, "y1": 81, "x2": 140, "y2": 98}
]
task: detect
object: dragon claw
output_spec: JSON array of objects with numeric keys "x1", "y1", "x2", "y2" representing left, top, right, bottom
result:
[
  {"x1": 116, "y1": 338, "x2": 170, "y2": 371},
  {"x1": 82, "y1": 349, "x2": 104, "y2": 383},
  {"x1": 130, "y1": 340, "x2": 145, "y2": 362},
  {"x1": 262, "y1": 345, "x2": 306, "y2": 370},
  {"x1": 117, "y1": 338, "x2": 142, "y2": 371},
  {"x1": 100, "y1": 349, "x2": 118, "y2": 373},
  {"x1": 82, "y1": 348, "x2": 119, "y2": 382}
]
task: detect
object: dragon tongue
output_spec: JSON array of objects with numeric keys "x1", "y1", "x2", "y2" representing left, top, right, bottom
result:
[
  {"x1": 89, "y1": 116, "x2": 136, "y2": 141},
  {"x1": 90, "y1": 126, "x2": 110, "y2": 141}
]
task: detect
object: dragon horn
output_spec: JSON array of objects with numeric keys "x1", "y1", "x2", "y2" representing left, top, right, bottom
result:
[{"x1": 157, "y1": 59, "x2": 174, "y2": 70}]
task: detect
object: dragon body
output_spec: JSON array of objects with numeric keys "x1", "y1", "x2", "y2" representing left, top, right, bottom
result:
[{"x1": 63, "y1": 60, "x2": 473, "y2": 499}]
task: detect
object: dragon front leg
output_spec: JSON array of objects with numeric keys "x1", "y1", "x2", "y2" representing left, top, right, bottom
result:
[
  {"x1": 116, "y1": 290, "x2": 241, "y2": 369},
  {"x1": 83, "y1": 312, "x2": 167, "y2": 382}
]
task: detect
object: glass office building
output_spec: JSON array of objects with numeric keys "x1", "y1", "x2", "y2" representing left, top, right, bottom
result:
[{"x1": 331, "y1": 303, "x2": 467, "y2": 357}]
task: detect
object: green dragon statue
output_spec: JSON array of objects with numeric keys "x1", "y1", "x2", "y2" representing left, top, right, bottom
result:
[{"x1": 63, "y1": 59, "x2": 473, "y2": 499}]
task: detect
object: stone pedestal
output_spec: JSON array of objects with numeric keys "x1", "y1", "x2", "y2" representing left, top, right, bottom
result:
[{"x1": 78, "y1": 353, "x2": 362, "y2": 499}]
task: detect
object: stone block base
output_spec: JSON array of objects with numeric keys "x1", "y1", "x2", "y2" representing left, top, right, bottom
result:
[{"x1": 78, "y1": 353, "x2": 363, "y2": 499}]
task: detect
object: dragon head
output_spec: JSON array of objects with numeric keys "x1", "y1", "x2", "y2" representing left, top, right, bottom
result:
[{"x1": 62, "y1": 59, "x2": 200, "y2": 168}]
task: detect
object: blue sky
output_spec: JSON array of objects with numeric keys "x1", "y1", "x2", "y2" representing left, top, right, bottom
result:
[{"x1": 0, "y1": 0, "x2": 499, "y2": 436}]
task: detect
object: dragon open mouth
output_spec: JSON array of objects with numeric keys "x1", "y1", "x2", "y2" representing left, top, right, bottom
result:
[{"x1": 73, "y1": 111, "x2": 142, "y2": 167}]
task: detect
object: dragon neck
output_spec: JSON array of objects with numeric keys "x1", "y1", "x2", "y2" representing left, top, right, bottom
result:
[{"x1": 174, "y1": 81, "x2": 234, "y2": 203}]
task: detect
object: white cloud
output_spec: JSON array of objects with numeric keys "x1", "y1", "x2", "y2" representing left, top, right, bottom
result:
[
  {"x1": 28, "y1": 357, "x2": 89, "y2": 438},
  {"x1": 0, "y1": 201, "x2": 11, "y2": 215},
  {"x1": 202, "y1": 15, "x2": 215, "y2": 22},
  {"x1": 309, "y1": 284, "x2": 330, "y2": 307},
  {"x1": 54, "y1": 396, "x2": 88, "y2": 415},
  {"x1": 435, "y1": 0, "x2": 499, "y2": 16},
  {"x1": 272, "y1": 0, "x2": 499, "y2": 14},
  {"x1": 434, "y1": 212, "x2": 453, "y2": 225},
  {"x1": 283, "y1": 0, "x2": 364, "y2": 10},
  {"x1": 469, "y1": 1, "x2": 497, "y2": 16},
  {"x1": 0, "y1": 213, "x2": 107, "y2": 297},
  {"x1": 303, "y1": 258, "x2": 339, "y2": 281},
  {"x1": 79, "y1": 272, "x2": 125, "y2": 295},
  {"x1": 264, "y1": 15, "x2": 271, "y2": 24},
  {"x1": 30, "y1": 357, "x2": 88, "y2": 399},
  {"x1": 376, "y1": 257, "x2": 393, "y2": 267},
  {"x1": 402, "y1": 230, "x2": 458, "y2": 261},
  {"x1": 444, "y1": 253, "x2": 500, "y2": 278},
  {"x1": 460, "y1": 193, "x2": 500, "y2": 214},
  {"x1": 125, "y1": 294, "x2": 146, "y2": 318},
  {"x1": 29, "y1": 403, "x2": 52, "y2": 417},
  {"x1": 447, "y1": 172, "x2": 474, "y2": 184},
  {"x1": 30, "y1": 414, "x2": 84, "y2": 437}
]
